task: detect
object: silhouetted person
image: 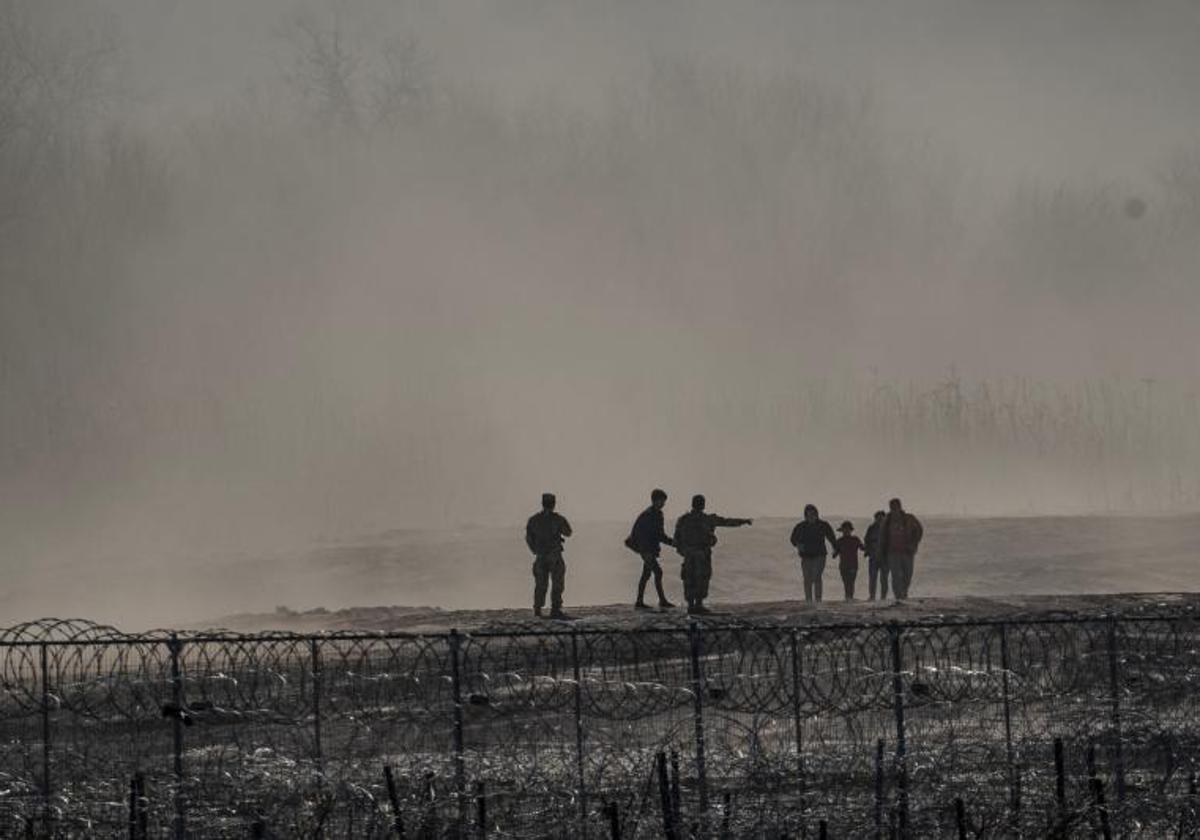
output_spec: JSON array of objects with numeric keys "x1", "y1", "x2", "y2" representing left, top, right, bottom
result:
[
  {"x1": 672, "y1": 495, "x2": 752, "y2": 615},
  {"x1": 790, "y1": 504, "x2": 837, "y2": 603},
  {"x1": 880, "y1": 497, "x2": 923, "y2": 600},
  {"x1": 833, "y1": 521, "x2": 864, "y2": 601},
  {"x1": 526, "y1": 493, "x2": 573, "y2": 619},
  {"x1": 627, "y1": 488, "x2": 676, "y2": 610},
  {"x1": 864, "y1": 510, "x2": 888, "y2": 600}
]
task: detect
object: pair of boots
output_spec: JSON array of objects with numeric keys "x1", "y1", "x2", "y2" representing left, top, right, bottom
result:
[
  {"x1": 686, "y1": 601, "x2": 711, "y2": 615},
  {"x1": 635, "y1": 599, "x2": 675, "y2": 610},
  {"x1": 534, "y1": 607, "x2": 572, "y2": 620}
]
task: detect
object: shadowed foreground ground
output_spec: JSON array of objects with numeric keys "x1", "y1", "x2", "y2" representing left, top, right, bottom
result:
[{"x1": 209, "y1": 591, "x2": 1200, "y2": 633}]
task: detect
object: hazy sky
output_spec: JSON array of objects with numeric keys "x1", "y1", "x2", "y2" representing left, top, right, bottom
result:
[
  {"x1": 3, "y1": 0, "x2": 1199, "y2": 624},
  {"x1": 100, "y1": 0, "x2": 1200, "y2": 185}
]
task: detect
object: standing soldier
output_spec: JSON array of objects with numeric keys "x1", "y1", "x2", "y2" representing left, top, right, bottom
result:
[
  {"x1": 627, "y1": 488, "x2": 676, "y2": 610},
  {"x1": 880, "y1": 497, "x2": 924, "y2": 601},
  {"x1": 526, "y1": 493, "x2": 573, "y2": 619},
  {"x1": 672, "y1": 495, "x2": 752, "y2": 615},
  {"x1": 864, "y1": 510, "x2": 888, "y2": 601}
]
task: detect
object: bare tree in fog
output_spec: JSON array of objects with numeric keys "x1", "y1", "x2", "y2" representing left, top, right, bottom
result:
[
  {"x1": 284, "y1": 11, "x2": 362, "y2": 132},
  {"x1": 0, "y1": 1, "x2": 116, "y2": 225},
  {"x1": 370, "y1": 36, "x2": 432, "y2": 130}
]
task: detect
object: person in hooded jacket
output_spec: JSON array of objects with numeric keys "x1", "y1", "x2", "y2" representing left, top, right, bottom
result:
[{"x1": 790, "y1": 504, "x2": 837, "y2": 602}]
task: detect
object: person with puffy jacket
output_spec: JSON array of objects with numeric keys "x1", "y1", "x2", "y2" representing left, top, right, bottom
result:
[{"x1": 790, "y1": 504, "x2": 837, "y2": 603}]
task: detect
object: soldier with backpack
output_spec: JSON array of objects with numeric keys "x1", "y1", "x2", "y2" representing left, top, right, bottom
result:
[{"x1": 625, "y1": 488, "x2": 677, "y2": 610}]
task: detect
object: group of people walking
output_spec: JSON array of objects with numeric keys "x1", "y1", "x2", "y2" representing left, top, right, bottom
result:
[
  {"x1": 525, "y1": 491, "x2": 923, "y2": 619},
  {"x1": 788, "y1": 499, "x2": 923, "y2": 604}
]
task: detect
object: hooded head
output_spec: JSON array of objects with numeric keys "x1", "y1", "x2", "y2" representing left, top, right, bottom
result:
[
  {"x1": 804, "y1": 504, "x2": 818, "y2": 522},
  {"x1": 692, "y1": 494, "x2": 706, "y2": 512}
]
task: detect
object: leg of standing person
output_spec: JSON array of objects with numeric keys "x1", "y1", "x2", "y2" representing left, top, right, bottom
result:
[
  {"x1": 879, "y1": 560, "x2": 890, "y2": 600},
  {"x1": 868, "y1": 557, "x2": 878, "y2": 600},
  {"x1": 892, "y1": 553, "x2": 913, "y2": 600},
  {"x1": 697, "y1": 552, "x2": 713, "y2": 605},
  {"x1": 800, "y1": 558, "x2": 815, "y2": 602},
  {"x1": 842, "y1": 565, "x2": 856, "y2": 600},
  {"x1": 533, "y1": 557, "x2": 549, "y2": 616},
  {"x1": 636, "y1": 554, "x2": 656, "y2": 607},
  {"x1": 549, "y1": 552, "x2": 566, "y2": 614},
  {"x1": 684, "y1": 554, "x2": 705, "y2": 608},
  {"x1": 650, "y1": 557, "x2": 670, "y2": 605},
  {"x1": 681, "y1": 557, "x2": 693, "y2": 607},
  {"x1": 814, "y1": 557, "x2": 825, "y2": 603}
]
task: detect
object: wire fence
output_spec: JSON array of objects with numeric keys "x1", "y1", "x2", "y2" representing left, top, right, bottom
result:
[{"x1": 0, "y1": 612, "x2": 1198, "y2": 838}]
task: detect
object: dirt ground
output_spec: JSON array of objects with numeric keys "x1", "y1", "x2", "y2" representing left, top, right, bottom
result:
[{"x1": 207, "y1": 591, "x2": 1200, "y2": 634}]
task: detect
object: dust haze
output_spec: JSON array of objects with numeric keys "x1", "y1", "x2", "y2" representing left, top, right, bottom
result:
[{"x1": 2, "y1": 0, "x2": 1199, "y2": 626}]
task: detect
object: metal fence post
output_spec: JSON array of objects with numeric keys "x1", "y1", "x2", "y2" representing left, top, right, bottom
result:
[
  {"x1": 789, "y1": 628, "x2": 807, "y2": 826},
  {"x1": 40, "y1": 642, "x2": 52, "y2": 835},
  {"x1": 1105, "y1": 617, "x2": 1126, "y2": 811},
  {"x1": 687, "y1": 621, "x2": 710, "y2": 836},
  {"x1": 449, "y1": 629, "x2": 467, "y2": 835},
  {"x1": 874, "y1": 738, "x2": 885, "y2": 840},
  {"x1": 310, "y1": 639, "x2": 324, "y2": 776},
  {"x1": 570, "y1": 629, "x2": 588, "y2": 840},
  {"x1": 168, "y1": 634, "x2": 186, "y2": 840},
  {"x1": 889, "y1": 623, "x2": 909, "y2": 839},
  {"x1": 998, "y1": 623, "x2": 1020, "y2": 829}
]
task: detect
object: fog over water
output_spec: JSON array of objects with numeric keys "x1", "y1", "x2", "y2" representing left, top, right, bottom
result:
[{"x1": 2, "y1": 0, "x2": 1199, "y2": 624}]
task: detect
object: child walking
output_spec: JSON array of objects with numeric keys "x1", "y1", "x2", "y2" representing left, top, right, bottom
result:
[{"x1": 833, "y1": 521, "x2": 864, "y2": 601}]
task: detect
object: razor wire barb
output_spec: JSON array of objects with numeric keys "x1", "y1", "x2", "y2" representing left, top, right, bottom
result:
[{"x1": 0, "y1": 612, "x2": 1198, "y2": 837}]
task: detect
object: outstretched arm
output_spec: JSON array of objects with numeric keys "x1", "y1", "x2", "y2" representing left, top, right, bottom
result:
[{"x1": 713, "y1": 516, "x2": 752, "y2": 528}]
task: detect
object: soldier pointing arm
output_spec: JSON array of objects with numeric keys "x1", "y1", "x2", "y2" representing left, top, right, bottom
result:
[{"x1": 673, "y1": 494, "x2": 752, "y2": 615}]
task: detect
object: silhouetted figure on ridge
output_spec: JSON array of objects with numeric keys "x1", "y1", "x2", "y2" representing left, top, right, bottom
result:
[
  {"x1": 672, "y1": 495, "x2": 752, "y2": 615},
  {"x1": 626, "y1": 488, "x2": 676, "y2": 610},
  {"x1": 526, "y1": 493, "x2": 573, "y2": 619},
  {"x1": 880, "y1": 497, "x2": 923, "y2": 601},
  {"x1": 864, "y1": 510, "x2": 888, "y2": 600},
  {"x1": 833, "y1": 520, "x2": 865, "y2": 600},
  {"x1": 790, "y1": 504, "x2": 837, "y2": 603}
]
